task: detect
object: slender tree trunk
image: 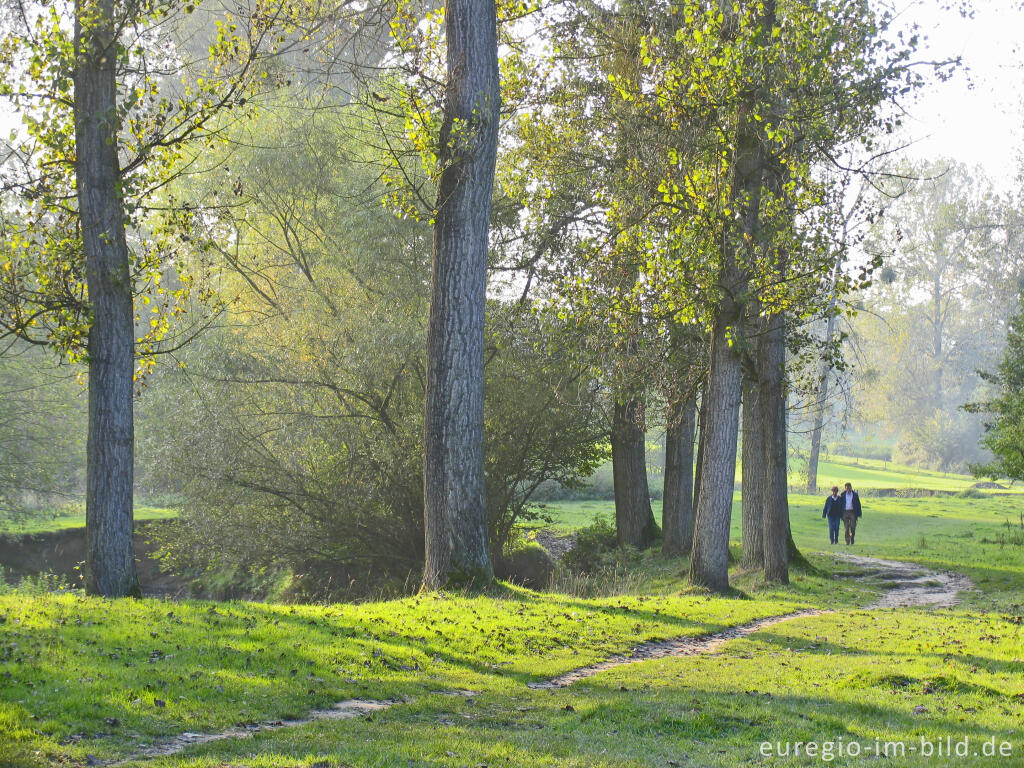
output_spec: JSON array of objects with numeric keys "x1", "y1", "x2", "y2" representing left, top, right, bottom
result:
[
  {"x1": 805, "y1": 253, "x2": 842, "y2": 493},
  {"x1": 761, "y1": 309, "x2": 789, "y2": 583},
  {"x1": 740, "y1": 366, "x2": 765, "y2": 570},
  {"x1": 662, "y1": 396, "x2": 696, "y2": 557},
  {"x1": 689, "y1": 0, "x2": 776, "y2": 592},
  {"x1": 422, "y1": 0, "x2": 499, "y2": 589},
  {"x1": 612, "y1": 399, "x2": 658, "y2": 548},
  {"x1": 692, "y1": 383, "x2": 709, "y2": 514},
  {"x1": 689, "y1": 320, "x2": 743, "y2": 592},
  {"x1": 75, "y1": 0, "x2": 139, "y2": 598},
  {"x1": 805, "y1": 397, "x2": 826, "y2": 494},
  {"x1": 933, "y1": 269, "x2": 944, "y2": 412}
]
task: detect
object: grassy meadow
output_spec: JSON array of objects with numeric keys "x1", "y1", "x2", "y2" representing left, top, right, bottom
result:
[
  {"x1": 0, "y1": 503, "x2": 178, "y2": 536},
  {"x1": 1, "y1": 460, "x2": 1023, "y2": 766}
]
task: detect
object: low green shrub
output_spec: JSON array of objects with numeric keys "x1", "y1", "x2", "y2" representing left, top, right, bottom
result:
[
  {"x1": 495, "y1": 539, "x2": 555, "y2": 588},
  {"x1": 955, "y1": 487, "x2": 986, "y2": 499},
  {"x1": 561, "y1": 515, "x2": 618, "y2": 574}
]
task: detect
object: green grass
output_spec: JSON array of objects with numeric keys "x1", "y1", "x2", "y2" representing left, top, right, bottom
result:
[
  {"x1": 0, "y1": 503, "x2": 178, "y2": 535},
  {"x1": 0, "y1": 581, "x2": 836, "y2": 766},
  {"x1": 3, "y1": 480, "x2": 1024, "y2": 766},
  {"x1": 574, "y1": 451, "x2": 999, "y2": 503},
  {"x1": 159, "y1": 607, "x2": 1021, "y2": 768},
  {"x1": 811, "y1": 454, "x2": 999, "y2": 491},
  {"x1": 540, "y1": 492, "x2": 1024, "y2": 607},
  {"x1": 529, "y1": 499, "x2": 664, "y2": 533}
]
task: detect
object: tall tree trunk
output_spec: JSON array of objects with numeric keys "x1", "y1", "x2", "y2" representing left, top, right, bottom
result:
[
  {"x1": 761, "y1": 309, "x2": 789, "y2": 583},
  {"x1": 75, "y1": 0, "x2": 139, "y2": 598},
  {"x1": 740, "y1": 365, "x2": 764, "y2": 570},
  {"x1": 662, "y1": 396, "x2": 696, "y2": 557},
  {"x1": 692, "y1": 383, "x2": 708, "y2": 513},
  {"x1": 932, "y1": 268, "x2": 944, "y2": 412},
  {"x1": 612, "y1": 399, "x2": 658, "y2": 548},
  {"x1": 422, "y1": 0, "x2": 499, "y2": 589},
  {"x1": 805, "y1": 393, "x2": 826, "y2": 494},
  {"x1": 689, "y1": 320, "x2": 743, "y2": 592},
  {"x1": 688, "y1": 0, "x2": 776, "y2": 593}
]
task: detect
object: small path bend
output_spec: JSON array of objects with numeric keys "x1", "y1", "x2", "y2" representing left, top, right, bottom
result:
[
  {"x1": 526, "y1": 552, "x2": 974, "y2": 690},
  {"x1": 527, "y1": 608, "x2": 828, "y2": 690},
  {"x1": 829, "y1": 552, "x2": 974, "y2": 609}
]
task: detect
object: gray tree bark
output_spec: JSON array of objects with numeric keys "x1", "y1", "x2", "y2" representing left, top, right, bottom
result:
[
  {"x1": 689, "y1": 322, "x2": 744, "y2": 592},
  {"x1": 760, "y1": 309, "x2": 789, "y2": 583},
  {"x1": 75, "y1": 0, "x2": 140, "y2": 598},
  {"x1": 662, "y1": 396, "x2": 696, "y2": 557},
  {"x1": 688, "y1": 0, "x2": 776, "y2": 593},
  {"x1": 692, "y1": 383, "x2": 708, "y2": 513},
  {"x1": 805, "y1": 386, "x2": 827, "y2": 494},
  {"x1": 422, "y1": 0, "x2": 499, "y2": 589},
  {"x1": 612, "y1": 399, "x2": 658, "y2": 549},
  {"x1": 740, "y1": 365, "x2": 764, "y2": 571}
]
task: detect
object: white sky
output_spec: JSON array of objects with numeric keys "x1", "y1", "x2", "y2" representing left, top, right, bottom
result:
[{"x1": 893, "y1": 0, "x2": 1024, "y2": 189}]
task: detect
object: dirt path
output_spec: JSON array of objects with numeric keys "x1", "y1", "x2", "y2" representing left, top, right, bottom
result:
[
  {"x1": 527, "y1": 553, "x2": 974, "y2": 690},
  {"x1": 527, "y1": 609, "x2": 828, "y2": 690},
  {"x1": 104, "y1": 554, "x2": 973, "y2": 763},
  {"x1": 105, "y1": 700, "x2": 396, "y2": 766},
  {"x1": 829, "y1": 552, "x2": 974, "y2": 609}
]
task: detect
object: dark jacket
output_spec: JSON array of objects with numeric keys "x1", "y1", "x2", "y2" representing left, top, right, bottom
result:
[
  {"x1": 822, "y1": 495, "x2": 844, "y2": 519},
  {"x1": 840, "y1": 490, "x2": 862, "y2": 518}
]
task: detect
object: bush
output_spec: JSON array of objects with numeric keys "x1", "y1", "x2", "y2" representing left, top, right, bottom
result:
[
  {"x1": 144, "y1": 302, "x2": 605, "y2": 601},
  {"x1": 494, "y1": 540, "x2": 555, "y2": 589},
  {"x1": 561, "y1": 516, "x2": 618, "y2": 574},
  {"x1": 955, "y1": 488, "x2": 986, "y2": 499},
  {"x1": 136, "y1": 115, "x2": 610, "y2": 600}
]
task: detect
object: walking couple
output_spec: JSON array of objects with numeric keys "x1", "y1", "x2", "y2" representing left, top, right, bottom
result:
[{"x1": 822, "y1": 483, "x2": 862, "y2": 545}]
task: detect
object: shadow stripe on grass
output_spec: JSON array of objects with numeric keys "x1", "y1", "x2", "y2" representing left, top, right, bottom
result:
[{"x1": 101, "y1": 555, "x2": 975, "y2": 764}]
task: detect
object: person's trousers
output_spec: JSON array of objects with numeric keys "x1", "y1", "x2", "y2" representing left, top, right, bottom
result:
[
  {"x1": 827, "y1": 516, "x2": 841, "y2": 544},
  {"x1": 843, "y1": 512, "x2": 858, "y2": 544}
]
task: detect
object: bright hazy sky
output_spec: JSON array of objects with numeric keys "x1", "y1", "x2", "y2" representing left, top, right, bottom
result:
[{"x1": 895, "y1": 0, "x2": 1023, "y2": 188}]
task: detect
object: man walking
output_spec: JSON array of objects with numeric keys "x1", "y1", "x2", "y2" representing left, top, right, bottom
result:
[
  {"x1": 822, "y1": 485, "x2": 843, "y2": 544},
  {"x1": 841, "y1": 482, "x2": 862, "y2": 545}
]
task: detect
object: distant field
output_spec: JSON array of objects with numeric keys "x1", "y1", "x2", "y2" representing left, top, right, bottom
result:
[
  {"x1": 812, "y1": 454, "x2": 997, "y2": 491},
  {"x1": 533, "y1": 453, "x2": 1013, "y2": 534},
  {"x1": 579, "y1": 451, "x2": 1001, "y2": 500},
  {"x1": 0, "y1": 504, "x2": 178, "y2": 535}
]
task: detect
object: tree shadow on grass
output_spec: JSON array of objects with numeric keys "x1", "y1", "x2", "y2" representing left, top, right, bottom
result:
[{"x1": 111, "y1": 678, "x2": 1022, "y2": 768}]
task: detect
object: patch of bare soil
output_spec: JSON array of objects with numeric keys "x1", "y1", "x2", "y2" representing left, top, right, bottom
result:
[
  {"x1": 532, "y1": 529, "x2": 577, "y2": 561},
  {"x1": 830, "y1": 553, "x2": 974, "y2": 609}
]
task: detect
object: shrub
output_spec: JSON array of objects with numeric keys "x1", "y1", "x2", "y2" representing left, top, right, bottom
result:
[
  {"x1": 561, "y1": 515, "x2": 618, "y2": 574},
  {"x1": 955, "y1": 488, "x2": 986, "y2": 499},
  {"x1": 494, "y1": 540, "x2": 555, "y2": 589}
]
